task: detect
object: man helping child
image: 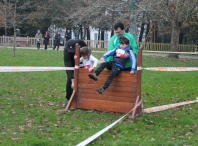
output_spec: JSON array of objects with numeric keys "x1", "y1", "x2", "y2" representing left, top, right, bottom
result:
[{"x1": 89, "y1": 36, "x2": 136, "y2": 94}]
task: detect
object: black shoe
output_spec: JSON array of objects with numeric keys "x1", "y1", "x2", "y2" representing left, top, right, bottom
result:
[
  {"x1": 89, "y1": 73, "x2": 98, "y2": 81},
  {"x1": 97, "y1": 87, "x2": 104, "y2": 94}
]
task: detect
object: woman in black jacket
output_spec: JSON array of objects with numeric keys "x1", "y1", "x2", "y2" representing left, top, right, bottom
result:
[
  {"x1": 44, "y1": 31, "x2": 50, "y2": 50},
  {"x1": 53, "y1": 31, "x2": 60, "y2": 50}
]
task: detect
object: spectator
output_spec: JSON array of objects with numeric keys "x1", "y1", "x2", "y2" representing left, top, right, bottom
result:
[
  {"x1": 43, "y1": 31, "x2": 50, "y2": 50},
  {"x1": 63, "y1": 39, "x2": 87, "y2": 106},
  {"x1": 65, "y1": 30, "x2": 71, "y2": 44},
  {"x1": 16, "y1": 28, "x2": 20, "y2": 37},
  {"x1": 35, "y1": 30, "x2": 42, "y2": 50},
  {"x1": 53, "y1": 31, "x2": 60, "y2": 50},
  {"x1": 106, "y1": 22, "x2": 138, "y2": 71}
]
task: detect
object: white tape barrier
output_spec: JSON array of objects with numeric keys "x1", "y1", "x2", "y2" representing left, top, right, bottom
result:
[
  {"x1": 142, "y1": 50, "x2": 198, "y2": 54},
  {"x1": 76, "y1": 101, "x2": 142, "y2": 146},
  {"x1": 143, "y1": 98, "x2": 198, "y2": 113},
  {"x1": 137, "y1": 67, "x2": 198, "y2": 71},
  {"x1": 0, "y1": 66, "x2": 76, "y2": 72},
  {"x1": 77, "y1": 98, "x2": 198, "y2": 146}
]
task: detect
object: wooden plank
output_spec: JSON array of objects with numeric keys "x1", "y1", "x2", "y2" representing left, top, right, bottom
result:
[
  {"x1": 77, "y1": 93, "x2": 137, "y2": 103},
  {"x1": 79, "y1": 68, "x2": 137, "y2": 77},
  {"x1": 79, "y1": 73, "x2": 137, "y2": 82},
  {"x1": 72, "y1": 44, "x2": 80, "y2": 108},
  {"x1": 78, "y1": 78, "x2": 137, "y2": 87},
  {"x1": 78, "y1": 88, "x2": 136, "y2": 98},
  {"x1": 77, "y1": 98, "x2": 139, "y2": 113},
  {"x1": 78, "y1": 83, "x2": 136, "y2": 92}
]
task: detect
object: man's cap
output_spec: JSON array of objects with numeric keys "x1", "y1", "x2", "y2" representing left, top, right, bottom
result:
[{"x1": 67, "y1": 39, "x2": 76, "y2": 52}]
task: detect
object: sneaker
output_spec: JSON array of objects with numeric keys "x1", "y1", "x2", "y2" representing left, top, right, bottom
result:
[
  {"x1": 89, "y1": 73, "x2": 98, "y2": 81},
  {"x1": 65, "y1": 100, "x2": 69, "y2": 106},
  {"x1": 97, "y1": 87, "x2": 104, "y2": 94}
]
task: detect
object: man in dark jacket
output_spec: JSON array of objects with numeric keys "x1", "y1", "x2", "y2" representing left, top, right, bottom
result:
[
  {"x1": 64, "y1": 39, "x2": 87, "y2": 105},
  {"x1": 65, "y1": 30, "x2": 71, "y2": 44}
]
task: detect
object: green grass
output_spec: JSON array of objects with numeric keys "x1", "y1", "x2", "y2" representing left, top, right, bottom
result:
[{"x1": 0, "y1": 48, "x2": 198, "y2": 146}]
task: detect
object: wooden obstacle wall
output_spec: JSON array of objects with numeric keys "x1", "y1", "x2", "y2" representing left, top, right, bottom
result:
[{"x1": 67, "y1": 44, "x2": 142, "y2": 116}]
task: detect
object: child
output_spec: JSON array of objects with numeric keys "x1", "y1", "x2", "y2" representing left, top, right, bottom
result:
[
  {"x1": 89, "y1": 37, "x2": 136, "y2": 94},
  {"x1": 75, "y1": 47, "x2": 98, "y2": 72}
]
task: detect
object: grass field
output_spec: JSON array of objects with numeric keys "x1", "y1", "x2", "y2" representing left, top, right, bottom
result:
[{"x1": 0, "y1": 48, "x2": 198, "y2": 146}]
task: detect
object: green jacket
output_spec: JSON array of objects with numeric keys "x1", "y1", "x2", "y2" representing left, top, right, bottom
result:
[{"x1": 106, "y1": 32, "x2": 138, "y2": 68}]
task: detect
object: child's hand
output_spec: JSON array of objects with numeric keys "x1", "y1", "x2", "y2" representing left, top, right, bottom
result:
[
  {"x1": 100, "y1": 58, "x2": 105, "y2": 62},
  {"x1": 89, "y1": 67, "x2": 94, "y2": 72},
  {"x1": 130, "y1": 71, "x2": 134, "y2": 74},
  {"x1": 74, "y1": 55, "x2": 77, "y2": 59}
]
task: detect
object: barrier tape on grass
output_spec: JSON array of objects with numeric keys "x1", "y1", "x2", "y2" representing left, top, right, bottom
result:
[
  {"x1": 137, "y1": 67, "x2": 198, "y2": 71},
  {"x1": 76, "y1": 101, "x2": 142, "y2": 146},
  {"x1": 0, "y1": 66, "x2": 76, "y2": 72},
  {"x1": 77, "y1": 98, "x2": 198, "y2": 146},
  {"x1": 143, "y1": 98, "x2": 198, "y2": 113}
]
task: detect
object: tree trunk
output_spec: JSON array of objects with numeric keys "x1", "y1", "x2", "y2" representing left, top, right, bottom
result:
[
  {"x1": 111, "y1": 29, "x2": 114, "y2": 37},
  {"x1": 139, "y1": 23, "x2": 145, "y2": 42},
  {"x1": 86, "y1": 27, "x2": 90, "y2": 40},
  {"x1": 167, "y1": 21, "x2": 180, "y2": 58},
  {"x1": 97, "y1": 28, "x2": 100, "y2": 48},
  {"x1": 129, "y1": 0, "x2": 138, "y2": 41},
  {"x1": 13, "y1": 28, "x2": 16, "y2": 57},
  {"x1": 145, "y1": 22, "x2": 150, "y2": 42},
  {"x1": 101, "y1": 30, "x2": 104, "y2": 41},
  {"x1": 179, "y1": 33, "x2": 184, "y2": 44}
]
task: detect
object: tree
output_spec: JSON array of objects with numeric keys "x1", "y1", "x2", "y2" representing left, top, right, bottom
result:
[{"x1": 140, "y1": 0, "x2": 198, "y2": 58}]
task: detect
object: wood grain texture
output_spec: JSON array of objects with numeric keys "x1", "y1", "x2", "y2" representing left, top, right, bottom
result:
[
  {"x1": 77, "y1": 93, "x2": 137, "y2": 103},
  {"x1": 77, "y1": 98, "x2": 139, "y2": 113}
]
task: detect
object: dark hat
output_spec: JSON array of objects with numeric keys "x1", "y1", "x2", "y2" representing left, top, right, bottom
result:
[{"x1": 67, "y1": 39, "x2": 76, "y2": 52}]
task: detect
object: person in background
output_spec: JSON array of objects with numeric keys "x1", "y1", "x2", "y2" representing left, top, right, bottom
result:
[
  {"x1": 53, "y1": 31, "x2": 60, "y2": 50},
  {"x1": 43, "y1": 31, "x2": 50, "y2": 50},
  {"x1": 65, "y1": 30, "x2": 71, "y2": 45},
  {"x1": 63, "y1": 39, "x2": 87, "y2": 106},
  {"x1": 106, "y1": 22, "x2": 138, "y2": 71},
  {"x1": 16, "y1": 28, "x2": 20, "y2": 37},
  {"x1": 35, "y1": 30, "x2": 42, "y2": 50}
]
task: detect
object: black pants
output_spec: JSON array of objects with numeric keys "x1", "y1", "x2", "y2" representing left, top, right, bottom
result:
[
  {"x1": 53, "y1": 39, "x2": 59, "y2": 50},
  {"x1": 95, "y1": 61, "x2": 123, "y2": 88},
  {"x1": 66, "y1": 75, "x2": 73, "y2": 100},
  {"x1": 37, "y1": 43, "x2": 40, "y2": 49},
  {"x1": 44, "y1": 44, "x2": 47, "y2": 50}
]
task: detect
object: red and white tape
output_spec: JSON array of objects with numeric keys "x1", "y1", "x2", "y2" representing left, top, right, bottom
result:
[
  {"x1": 137, "y1": 67, "x2": 198, "y2": 71},
  {"x1": 0, "y1": 66, "x2": 76, "y2": 72},
  {"x1": 143, "y1": 98, "x2": 198, "y2": 113}
]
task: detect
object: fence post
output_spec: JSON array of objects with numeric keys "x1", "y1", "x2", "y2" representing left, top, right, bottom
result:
[{"x1": 27, "y1": 36, "x2": 29, "y2": 47}]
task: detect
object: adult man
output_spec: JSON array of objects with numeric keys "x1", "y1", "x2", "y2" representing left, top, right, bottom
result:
[
  {"x1": 65, "y1": 30, "x2": 71, "y2": 42},
  {"x1": 106, "y1": 22, "x2": 138, "y2": 71},
  {"x1": 64, "y1": 39, "x2": 87, "y2": 106}
]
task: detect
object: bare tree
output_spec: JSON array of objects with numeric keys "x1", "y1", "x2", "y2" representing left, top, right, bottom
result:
[{"x1": 140, "y1": 0, "x2": 198, "y2": 58}]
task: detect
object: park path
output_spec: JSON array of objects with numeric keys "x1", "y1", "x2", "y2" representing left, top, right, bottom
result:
[{"x1": 1, "y1": 46, "x2": 198, "y2": 60}]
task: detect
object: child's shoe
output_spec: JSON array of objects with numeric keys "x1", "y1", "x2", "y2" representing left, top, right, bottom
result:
[
  {"x1": 97, "y1": 87, "x2": 104, "y2": 94},
  {"x1": 64, "y1": 100, "x2": 69, "y2": 106},
  {"x1": 89, "y1": 73, "x2": 98, "y2": 81}
]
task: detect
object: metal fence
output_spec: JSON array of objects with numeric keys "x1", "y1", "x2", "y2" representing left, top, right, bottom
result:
[{"x1": 0, "y1": 35, "x2": 197, "y2": 52}]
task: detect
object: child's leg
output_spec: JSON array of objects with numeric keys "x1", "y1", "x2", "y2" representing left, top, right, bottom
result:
[
  {"x1": 103, "y1": 64, "x2": 123, "y2": 89},
  {"x1": 95, "y1": 61, "x2": 112, "y2": 76}
]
